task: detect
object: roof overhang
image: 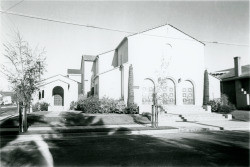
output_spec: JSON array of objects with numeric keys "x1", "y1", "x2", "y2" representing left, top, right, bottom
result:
[{"x1": 222, "y1": 75, "x2": 250, "y2": 82}]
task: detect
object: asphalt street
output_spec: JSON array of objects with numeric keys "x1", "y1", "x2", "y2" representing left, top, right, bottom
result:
[{"x1": 2, "y1": 130, "x2": 248, "y2": 167}]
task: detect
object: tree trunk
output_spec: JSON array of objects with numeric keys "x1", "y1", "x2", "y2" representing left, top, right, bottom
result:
[
  {"x1": 23, "y1": 105, "x2": 28, "y2": 132},
  {"x1": 18, "y1": 102, "x2": 23, "y2": 132},
  {"x1": 19, "y1": 102, "x2": 28, "y2": 132}
]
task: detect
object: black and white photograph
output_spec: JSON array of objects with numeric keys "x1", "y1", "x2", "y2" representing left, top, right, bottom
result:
[{"x1": 0, "y1": 0, "x2": 249, "y2": 166}]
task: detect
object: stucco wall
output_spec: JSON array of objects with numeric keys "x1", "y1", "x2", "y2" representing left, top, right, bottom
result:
[
  {"x1": 127, "y1": 25, "x2": 205, "y2": 109},
  {"x1": 208, "y1": 75, "x2": 221, "y2": 100},
  {"x1": 98, "y1": 67, "x2": 121, "y2": 100},
  {"x1": 98, "y1": 50, "x2": 117, "y2": 73}
]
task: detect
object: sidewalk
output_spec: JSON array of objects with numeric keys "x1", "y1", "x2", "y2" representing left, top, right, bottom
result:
[{"x1": 1, "y1": 120, "x2": 249, "y2": 137}]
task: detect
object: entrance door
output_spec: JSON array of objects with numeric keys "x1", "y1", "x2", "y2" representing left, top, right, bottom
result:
[
  {"x1": 54, "y1": 94, "x2": 63, "y2": 106},
  {"x1": 158, "y1": 78, "x2": 176, "y2": 105},
  {"x1": 182, "y1": 81, "x2": 194, "y2": 105}
]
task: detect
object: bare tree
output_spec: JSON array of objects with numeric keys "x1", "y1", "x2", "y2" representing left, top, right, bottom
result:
[
  {"x1": 155, "y1": 45, "x2": 172, "y2": 106},
  {"x1": 1, "y1": 32, "x2": 46, "y2": 132}
]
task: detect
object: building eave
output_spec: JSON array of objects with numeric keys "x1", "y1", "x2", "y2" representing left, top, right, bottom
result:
[{"x1": 221, "y1": 75, "x2": 250, "y2": 82}]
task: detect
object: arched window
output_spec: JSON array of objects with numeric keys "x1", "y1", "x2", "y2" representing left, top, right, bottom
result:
[
  {"x1": 42, "y1": 90, "x2": 44, "y2": 98},
  {"x1": 39, "y1": 92, "x2": 41, "y2": 100}
]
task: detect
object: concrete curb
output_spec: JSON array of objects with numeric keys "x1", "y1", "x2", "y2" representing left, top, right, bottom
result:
[{"x1": 1, "y1": 124, "x2": 249, "y2": 137}]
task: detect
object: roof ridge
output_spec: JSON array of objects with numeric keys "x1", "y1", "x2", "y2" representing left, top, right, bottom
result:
[{"x1": 126, "y1": 23, "x2": 204, "y2": 45}]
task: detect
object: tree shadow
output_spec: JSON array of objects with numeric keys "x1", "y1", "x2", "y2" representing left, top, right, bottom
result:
[
  {"x1": 131, "y1": 114, "x2": 151, "y2": 125},
  {"x1": 46, "y1": 130, "x2": 250, "y2": 167},
  {"x1": 60, "y1": 112, "x2": 105, "y2": 126},
  {"x1": 0, "y1": 114, "x2": 46, "y2": 148},
  {"x1": 165, "y1": 135, "x2": 249, "y2": 166},
  {"x1": 1, "y1": 112, "x2": 249, "y2": 167}
]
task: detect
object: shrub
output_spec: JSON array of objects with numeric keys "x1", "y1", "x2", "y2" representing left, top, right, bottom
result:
[
  {"x1": 218, "y1": 104, "x2": 235, "y2": 114},
  {"x1": 32, "y1": 102, "x2": 40, "y2": 112},
  {"x1": 208, "y1": 94, "x2": 235, "y2": 114},
  {"x1": 32, "y1": 102, "x2": 49, "y2": 112},
  {"x1": 70, "y1": 101, "x2": 76, "y2": 110},
  {"x1": 76, "y1": 96, "x2": 100, "y2": 113},
  {"x1": 40, "y1": 102, "x2": 49, "y2": 111},
  {"x1": 99, "y1": 97, "x2": 117, "y2": 113},
  {"x1": 75, "y1": 96, "x2": 130, "y2": 114},
  {"x1": 115, "y1": 100, "x2": 126, "y2": 114},
  {"x1": 221, "y1": 93, "x2": 229, "y2": 105},
  {"x1": 208, "y1": 99, "x2": 221, "y2": 112},
  {"x1": 126, "y1": 103, "x2": 139, "y2": 114}
]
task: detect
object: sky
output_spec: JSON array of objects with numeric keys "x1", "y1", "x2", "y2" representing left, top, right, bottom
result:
[{"x1": 0, "y1": 0, "x2": 249, "y2": 91}]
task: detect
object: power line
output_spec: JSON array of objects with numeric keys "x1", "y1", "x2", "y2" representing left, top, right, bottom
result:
[
  {"x1": 4, "y1": 0, "x2": 24, "y2": 12},
  {"x1": 1, "y1": 10, "x2": 249, "y2": 47},
  {"x1": 0, "y1": 10, "x2": 133, "y2": 34}
]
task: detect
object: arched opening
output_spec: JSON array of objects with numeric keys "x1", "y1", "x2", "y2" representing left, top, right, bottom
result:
[
  {"x1": 52, "y1": 86, "x2": 64, "y2": 106},
  {"x1": 158, "y1": 78, "x2": 176, "y2": 105},
  {"x1": 182, "y1": 80, "x2": 194, "y2": 105}
]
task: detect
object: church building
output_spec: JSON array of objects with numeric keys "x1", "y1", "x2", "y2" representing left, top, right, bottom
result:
[{"x1": 34, "y1": 24, "x2": 221, "y2": 112}]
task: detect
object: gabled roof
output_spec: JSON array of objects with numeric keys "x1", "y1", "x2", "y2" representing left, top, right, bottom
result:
[
  {"x1": 40, "y1": 74, "x2": 80, "y2": 84},
  {"x1": 126, "y1": 23, "x2": 205, "y2": 45},
  {"x1": 213, "y1": 64, "x2": 250, "y2": 80},
  {"x1": 99, "y1": 23, "x2": 205, "y2": 58},
  {"x1": 67, "y1": 69, "x2": 81, "y2": 74},
  {"x1": 39, "y1": 79, "x2": 71, "y2": 87}
]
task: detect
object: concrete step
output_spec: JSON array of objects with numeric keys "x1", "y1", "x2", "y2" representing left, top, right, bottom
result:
[
  {"x1": 181, "y1": 113, "x2": 228, "y2": 122},
  {"x1": 162, "y1": 105, "x2": 207, "y2": 114},
  {"x1": 159, "y1": 114, "x2": 186, "y2": 122},
  {"x1": 158, "y1": 112, "x2": 229, "y2": 123}
]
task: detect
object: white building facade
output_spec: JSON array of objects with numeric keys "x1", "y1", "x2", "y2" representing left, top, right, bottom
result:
[
  {"x1": 34, "y1": 24, "x2": 221, "y2": 112},
  {"x1": 89, "y1": 24, "x2": 221, "y2": 113}
]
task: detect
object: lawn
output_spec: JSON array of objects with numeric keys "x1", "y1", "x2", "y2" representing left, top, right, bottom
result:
[
  {"x1": 232, "y1": 110, "x2": 250, "y2": 121},
  {"x1": 0, "y1": 111, "x2": 151, "y2": 128}
]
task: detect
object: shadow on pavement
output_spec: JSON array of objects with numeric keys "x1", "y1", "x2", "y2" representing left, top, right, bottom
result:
[
  {"x1": 1, "y1": 112, "x2": 249, "y2": 167},
  {"x1": 0, "y1": 114, "x2": 46, "y2": 148}
]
